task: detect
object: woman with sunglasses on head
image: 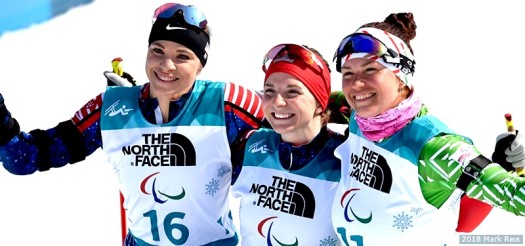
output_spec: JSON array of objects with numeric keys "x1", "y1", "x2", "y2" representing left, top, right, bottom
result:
[
  {"x1": 331, "y1": 12, "x2": 525, "y2": 245},
  {"x1": 230, "y1": 44, "x2": 345, "y2": 245},
  {"x1": 0, "y1": 3, "x2": 263, "y2": 245}
]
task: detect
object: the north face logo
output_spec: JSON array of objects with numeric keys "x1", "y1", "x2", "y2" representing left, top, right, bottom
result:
[
  {"x1": 349, "y1": 146, "x2": 392, "y2": 193},
  {"x1": 123, "y1": 133, "x2": 196, "y2": 166},
  {"x1": 250, "y1": 176, "x2": 316, "y2": 218}
]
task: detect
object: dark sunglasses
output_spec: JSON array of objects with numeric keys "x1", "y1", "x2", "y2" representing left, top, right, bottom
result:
[{"x1": 152, "y1": 3, "x2": 207, "y2": 30}]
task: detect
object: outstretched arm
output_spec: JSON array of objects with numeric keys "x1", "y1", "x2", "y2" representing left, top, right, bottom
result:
[
  {"x1": 419, "y1": 134, "x2": 525, "y2": 216},
  {"x1": 0, "y1": 93, "x2": 103, "y2": 175}
]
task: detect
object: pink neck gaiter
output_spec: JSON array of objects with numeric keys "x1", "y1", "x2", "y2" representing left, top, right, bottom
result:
[{"x1": 355, "y1": 93, "x2": 422, "y2": 141}]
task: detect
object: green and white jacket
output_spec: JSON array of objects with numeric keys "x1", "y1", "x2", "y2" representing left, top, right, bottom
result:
[{"x1": 332, "y1": 107, "x2": 525, "y2": 245}]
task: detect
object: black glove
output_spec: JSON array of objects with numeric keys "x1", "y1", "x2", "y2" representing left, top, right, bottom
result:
[
  {"x1": 492, "y1": 130, "x2": 520, "y2": 172},
  {"x1": 104, "y1": 71, "x2": 137, "y2": 87},
  {"x1": 0, "y1": 93, "x2": 20, "y2": 144}
]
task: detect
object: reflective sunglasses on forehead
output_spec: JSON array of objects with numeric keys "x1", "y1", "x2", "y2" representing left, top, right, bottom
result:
[
  {"x1": 262, "y1": 44, "x2": 326, "y2": 74},
  {"x1": 333, "y1": 33, "x2": 414, "y2": 74},
  {"x1": 152, "y1": 3, "x2": 208, "y2": 30}
]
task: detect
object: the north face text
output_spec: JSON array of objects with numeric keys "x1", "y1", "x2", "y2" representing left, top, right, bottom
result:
[
  {"x1": 350, "y1": 146, "x2": 392, "y2": 193},
  {"x1": 122, "y1": 133, "x2": 196, "y2": 167},
  {"x1": 250, "y1": 176, "x2": 316, "y2": 218}
]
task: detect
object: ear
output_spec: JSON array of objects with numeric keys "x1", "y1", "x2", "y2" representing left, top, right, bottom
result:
[
  {"x1": 399, "y1": 85, "x2": 411, "y2": 98},
  {"x1": 316, "y1": 103, "x2": 324, "y2": 114},
  {"x1": 397, "y1": 78, "x2": 409, "y2": 95},
  {"x1": 196, "y1": 66, "x2": 203, "y2": 75},
  {"x1": 397, "y1": 77, "x2": 405, "y2": 90}
]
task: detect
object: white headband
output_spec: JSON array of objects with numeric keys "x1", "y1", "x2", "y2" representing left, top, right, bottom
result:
[{"x1": 343, "y1": 27, "x2": 415, "y2": 87}]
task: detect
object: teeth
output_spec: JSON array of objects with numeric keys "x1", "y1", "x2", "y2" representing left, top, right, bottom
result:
[
  {"x1": 355, "y1": 93, "x2": 373, "y2": 100},
  {"x1": 274, "y1": 113, "x2": 293, "y2": 119},
  {"x1": 158, "y1": 75, "x2": 177, "y2": 82}
]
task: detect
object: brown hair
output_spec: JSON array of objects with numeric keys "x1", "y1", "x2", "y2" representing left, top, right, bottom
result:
[{"x1": 360, "y1": 12, "x2": 417, "y2": 54}]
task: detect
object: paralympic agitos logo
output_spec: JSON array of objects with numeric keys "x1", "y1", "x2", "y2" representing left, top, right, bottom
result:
[
  {"x1": 339, "y1": 188, "x2": 372, "y2": 223},
  {"x1": 258, "y1": 216, "x2": 298, "y2": 246},
  {"x1": 141, "y1": 172, "x2": 185, "y2": 203}
]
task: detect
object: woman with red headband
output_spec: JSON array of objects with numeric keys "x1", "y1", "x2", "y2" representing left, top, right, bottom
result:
[
  {"x1": 230, "y1": 44, "x2": 345, "y2": 245},
  {"x1": 331, "y1": 12, "x2": 525, "y2": 245},
  {"x1": 0, "y1": 3, "x2": 263, "y2": 245}
]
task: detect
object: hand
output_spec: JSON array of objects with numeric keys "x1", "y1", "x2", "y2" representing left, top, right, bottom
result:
[
  {"x1": 505, "y1": 131, "x2": 525, "y2": 169},
  {"x1": 104, "y1": 71, "x2": 136, "y2": 87},
  {"x1": 0, "y1": 93, "x2": 20, "y2": 144},
  {"x1": 492, "y1": 131, "x2": 525, "y2": 172}
]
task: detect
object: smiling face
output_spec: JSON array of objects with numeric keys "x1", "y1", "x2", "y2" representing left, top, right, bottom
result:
[
  {"x1": 145, "y1": 40, "x2": 203, "y2": 100},
  {"x1": 341, "y1": 58, "x2": 406, "y2": 118},
  {"x1": 262, "y1": 72, "x2": 323, "y2": 145}
]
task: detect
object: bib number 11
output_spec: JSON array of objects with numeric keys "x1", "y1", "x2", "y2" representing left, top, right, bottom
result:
[{"x1": 337, "y1": 227, "x2": 364, "y2": 246}]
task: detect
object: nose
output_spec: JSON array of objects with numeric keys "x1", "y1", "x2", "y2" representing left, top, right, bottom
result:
[
  {"x1": 343, "y1": 74, "x2": 366, "y2": 90},
  {"x1": 273, "y1": 93, "x2": 287, "y2": 107},
  {"x1": 161, "y1": 58, "x2": 176, "y2": 71}
]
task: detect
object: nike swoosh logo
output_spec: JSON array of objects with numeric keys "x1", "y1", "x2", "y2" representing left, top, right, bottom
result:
[{"x1": 166, "y1": 25, "x2": 187, "y2": 31}]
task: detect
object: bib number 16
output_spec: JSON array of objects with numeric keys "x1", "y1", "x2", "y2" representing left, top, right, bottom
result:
[{"x1": 144, "y1": 210, "x2": 189, "y2": 245}]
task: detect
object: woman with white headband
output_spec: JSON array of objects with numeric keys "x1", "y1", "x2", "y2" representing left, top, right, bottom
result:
[{"x1": 331, "y1": 12, "x2": 525, "y2": 245}]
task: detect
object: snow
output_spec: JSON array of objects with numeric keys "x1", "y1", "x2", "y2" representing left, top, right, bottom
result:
[{"x1": 0, "y1": 0, "x2": 523, "y2": 245}]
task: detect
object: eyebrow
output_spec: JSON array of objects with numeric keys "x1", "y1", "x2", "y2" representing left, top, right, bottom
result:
[
  {"x1": 151, "y1": 41, "x2": 165, "y2": 49},
  {"x1": 362, "y1": 59, "x2": 375, "y2": 66},
  {"x1": 263, "y1": 82, "x2": 274, "y2": 87},
  {"x1": 151, "y1": 42, "x2": 192, "y2": 54},
  {"x1": 342, "y1": 59, "x2": 376, "y2": 70},
  {"x1": 263, "y1": 82, "x2": 303, "y2": 90}
]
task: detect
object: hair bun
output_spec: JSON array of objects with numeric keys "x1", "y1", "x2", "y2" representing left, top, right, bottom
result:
[{"x1": 384, "y1": 13, "x2": 416, "y2": 41}]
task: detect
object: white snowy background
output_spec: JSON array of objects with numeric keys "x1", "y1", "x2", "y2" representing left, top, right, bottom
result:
[{"x1": 0, "y1": 0, "x2": 524, "y2": 245}]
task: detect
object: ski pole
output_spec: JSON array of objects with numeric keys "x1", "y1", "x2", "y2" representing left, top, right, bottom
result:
[
  {"x1": 505, "y1": 113, "x2": 515, "y2": 133},
  {"x1": 504, "y1": 113, "x2": 524, "y2": 176}
]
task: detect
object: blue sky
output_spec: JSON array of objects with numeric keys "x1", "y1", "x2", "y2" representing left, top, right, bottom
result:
[{"x1": 0, "y1": 0, "x2": 523, "y2": 245}]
